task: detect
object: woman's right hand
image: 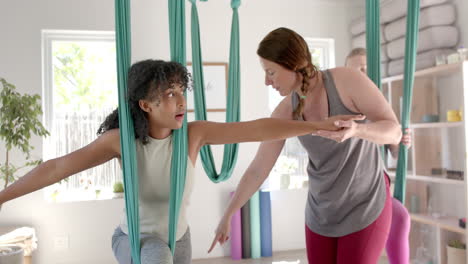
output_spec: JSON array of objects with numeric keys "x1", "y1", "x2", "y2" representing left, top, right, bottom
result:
[
  {"x1": 208, "y1": 215, "x2": 232, "y2": 253},
  {"x1": 401, "y1": 128, "x2": 411, "y2": 147}
]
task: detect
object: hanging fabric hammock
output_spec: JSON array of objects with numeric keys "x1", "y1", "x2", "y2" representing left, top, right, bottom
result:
[
  {"x1": 167, "y1": 0, "x2": 190, "y2": 254},
  {"x1": 113, "y1": 0, "x2": 242, "y2": 260},
  {"x1": 114, "y1": 0, "x2": 141, "y2": 263},
  {"x1": 394, "y1": 0, "x2": 421, "y2": 203},
  {"x1": 166, "y1": 0, "x2": 242, "y2": 251},
  {"x1": 366, "y1": 0, "x2": 420, "y2": 204},
  {"x1": 189, "y1": 0, "x2": 241, "y2": 183},
  {"x1": 366, "y1": 0, "x2": 387, "y2": 161},
  {"x1": 117, "y1": 0, "x2": 420, "y2": 261},
  {"x1": 365, "y1": 0, "x2": 381, "y2": 90}
]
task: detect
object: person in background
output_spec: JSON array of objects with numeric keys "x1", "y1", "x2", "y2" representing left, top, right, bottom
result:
[{"x1": 346, "y1": 47, "x2": 412, "y2": 264}]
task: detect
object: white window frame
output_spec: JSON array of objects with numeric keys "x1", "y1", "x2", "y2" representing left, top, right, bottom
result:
[
  {"x1": 41, "y1": 30, "x2": 117, "y2": 201},
  {"x1": 304, "y1": 37, "x2": 336, "y2": 69},
  {"x1": 41, "y1": 30, "x2": 115, "y2": 131}
]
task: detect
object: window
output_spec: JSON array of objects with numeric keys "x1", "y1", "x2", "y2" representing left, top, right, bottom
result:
[
  {"x1": 305, "y1": 38, "x2": 336, "y2": 70},
  {"x1": 267, "y1": 38, "x2": 335, "y2": 190},
  {"x1": 42, "y1": 30, "x2": 121, "y2": 201}
]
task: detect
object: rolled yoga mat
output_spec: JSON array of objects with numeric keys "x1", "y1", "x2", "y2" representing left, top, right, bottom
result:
[
  {"x1": 241, "y1": 200, "x2": 251, "y2": 258},
  {"x1": 260, "y1": 190, "x2": 273, "y2": 257},
  {"x1": 230, "y1": 192, "x2": 242, "y2": 260},
  {"x1": 250, "y1": 191, "x2": 261, "y2": 259}
]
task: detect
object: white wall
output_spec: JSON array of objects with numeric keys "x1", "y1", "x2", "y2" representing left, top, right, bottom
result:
[{"x1": 0, "y1": 1, "x2": 360, "y2": 263}]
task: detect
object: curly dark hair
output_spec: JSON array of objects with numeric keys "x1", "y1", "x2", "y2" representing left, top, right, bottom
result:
[{"x1": 97, "y1": 59, "x2": 191, "y2": 144}]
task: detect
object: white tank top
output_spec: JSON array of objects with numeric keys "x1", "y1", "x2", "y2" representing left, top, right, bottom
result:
[{"x1": 119, "y1": 135, "x2": 195, "y2": 243}]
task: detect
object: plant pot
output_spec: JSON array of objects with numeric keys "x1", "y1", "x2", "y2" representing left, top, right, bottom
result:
[
  {"x1": 0, "y1": 245, "x2": 24, "y2": 264},
  {"x1": 113, "y1": 192, "x2": 124, "y2": 199},
  {"x1": 447, "y1": 245, "x2": 466, "y2": 264}
]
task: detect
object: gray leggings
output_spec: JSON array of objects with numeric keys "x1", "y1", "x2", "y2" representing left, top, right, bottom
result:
[{"x1": 111, "y1": 226, "x2": 192, "y2": 264}]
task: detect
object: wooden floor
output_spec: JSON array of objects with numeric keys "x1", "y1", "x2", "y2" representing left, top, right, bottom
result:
[
  {"x1": 193, "y1": 249, "x2": 306, "y2": 264},
  {"x1": 192, "y1": 249, "x2": 390, "y2": 264}
]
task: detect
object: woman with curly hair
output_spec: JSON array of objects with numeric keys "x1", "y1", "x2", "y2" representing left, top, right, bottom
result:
[{"x1": 0, "y1": 59, "x2": 360, "y2": 264}]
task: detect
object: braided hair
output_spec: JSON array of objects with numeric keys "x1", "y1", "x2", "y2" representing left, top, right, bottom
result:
[{"x1": 257, "y1": 27, "x2": 319, "y2": 120}]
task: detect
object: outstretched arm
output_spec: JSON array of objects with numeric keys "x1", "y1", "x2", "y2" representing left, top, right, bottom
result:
[
  {"x1": 206, "y1": 96, "x2": 298, "y2": 252},
  {"x1": 208, "y1": 138, "x2": 284, "y2": 253},
  {"x1": 0, "y1": 129, "x2": 121, "y2": 205},
  {"x1": 189, "y1": 112, "x2": 365, "y2": 148}
]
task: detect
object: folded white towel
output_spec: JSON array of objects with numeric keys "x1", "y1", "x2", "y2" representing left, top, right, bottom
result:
[{"x1": 387, "y1": 49, "x2": 454, "y2": 76}]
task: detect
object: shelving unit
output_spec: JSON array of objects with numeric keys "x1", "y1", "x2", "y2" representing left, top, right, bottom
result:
[
  {"x1": 383, "y1": 61, "x2": 468, "y2": 264},
  {"x1": 388, "y1": 172, "x2": 464, "y2": 186}
]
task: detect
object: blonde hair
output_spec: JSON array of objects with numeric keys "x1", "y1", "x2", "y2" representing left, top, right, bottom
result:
[{"x1": 345, "y1": 47, "x2": 367, "y2": 65}]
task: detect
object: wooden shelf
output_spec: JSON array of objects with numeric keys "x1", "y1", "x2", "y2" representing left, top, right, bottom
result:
[
  {"x1": 387, "y1": 172, "x2": 464, "y2": 186},
  {"x1": 411, "y1": 213, "x2": 465, "y2": 234},
  {"x1": 382, "y1": 61, "x2": 466, "y2": 84},
  {"x1": 410, "y1": 122, "x2": 463, "y2": 129}
]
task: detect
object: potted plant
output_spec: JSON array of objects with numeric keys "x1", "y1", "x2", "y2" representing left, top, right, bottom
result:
[
  {"x1": 274, "y1": 156, "x2": 298, "y2": 189},
  {"x1": 0, "y1": 78, "x2": 49, "y2": 190},
  {"x1": 447, "y1": 239, "x2": 466, "y2": 264},
  {"x1": 113, "y1": 181, "x2": 124, "y2": 198}
]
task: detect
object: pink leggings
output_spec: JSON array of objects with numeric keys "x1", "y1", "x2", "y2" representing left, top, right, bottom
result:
[
  {"x1": 386, "y1": 196, "x2": 411, "y2": 264},
  {"x1": 305, "y1": 177, "x2": 392, "y2": 264}
]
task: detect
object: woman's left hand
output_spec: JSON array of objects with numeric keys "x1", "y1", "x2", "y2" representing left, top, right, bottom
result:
[{"x1": 314, "y1": 118, "x2": 360, "y2": 143}]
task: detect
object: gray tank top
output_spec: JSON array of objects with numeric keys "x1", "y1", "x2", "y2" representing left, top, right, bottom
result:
[{"x1": 292, "y1": 70, "x2": 386, "y2": 237}]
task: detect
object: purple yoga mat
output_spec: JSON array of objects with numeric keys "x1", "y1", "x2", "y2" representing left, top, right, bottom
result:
[{"x1": 230, "y1": 192, "x2": 242, "y2": 260}]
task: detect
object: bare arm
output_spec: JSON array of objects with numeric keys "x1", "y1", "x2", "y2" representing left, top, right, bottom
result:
[
  {"x1": 191, "y1": 118, "x2": 336, "y2": 147},
  {"x1": 388, "y1": 128, "x2": 412, "y2": 159},
  {"x1": 0, "y1": 129, "x2": 121, "y2": 205},
  {"x1": 317, "y1": 68, "x2": 401, "y2": 145},
  {"x1": 207, "y1": 97, "x2": 291, "y2": 252},
  {"x1": 346, "y1": 69, "x2": 401, "y2": 144},
  {"x1": 187, "y1": 95, "x2": 364, "y2": 163}
]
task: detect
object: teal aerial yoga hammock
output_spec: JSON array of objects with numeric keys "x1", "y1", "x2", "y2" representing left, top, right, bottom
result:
[
  {"x1": 114, "y1": 0, "x2": 242, "y2": 259},
  {"x1": 114, "y1": 0, "x2": 141, "y2": 263},
  {"x1": 366, "y1": 0, "x2": 387, "y2": 161},
  {"x1": 168, "y1": 0, "x2": 242, "y2": 252},
  {"x1": 394, "y1": 0, "x2": 421, "y2": 203},
  {"x1": 168, "y1": 0, "x2": 189, "y2": 254},
  {"x1": 115, "y1": 0, "x2": 418, "y2": 261},
  {"x1": 366, "y1": 0, "x2": 420, "y2": 204},
  {"x1": 189, "y1": 0, "x2": 241, "y2": 182},
  {"x1": 365, "y1": 0, "x2": 381, "y2": 89}
]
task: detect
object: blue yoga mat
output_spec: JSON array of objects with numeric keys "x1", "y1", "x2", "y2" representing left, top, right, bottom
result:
[{"x1": 260, "y1": 190, "x2": 272, "y2": 257}]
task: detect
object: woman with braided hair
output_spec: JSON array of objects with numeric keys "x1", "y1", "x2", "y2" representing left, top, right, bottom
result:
[{"x1": 209, "y1": 27, "x2": 402, "y2": 264}]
